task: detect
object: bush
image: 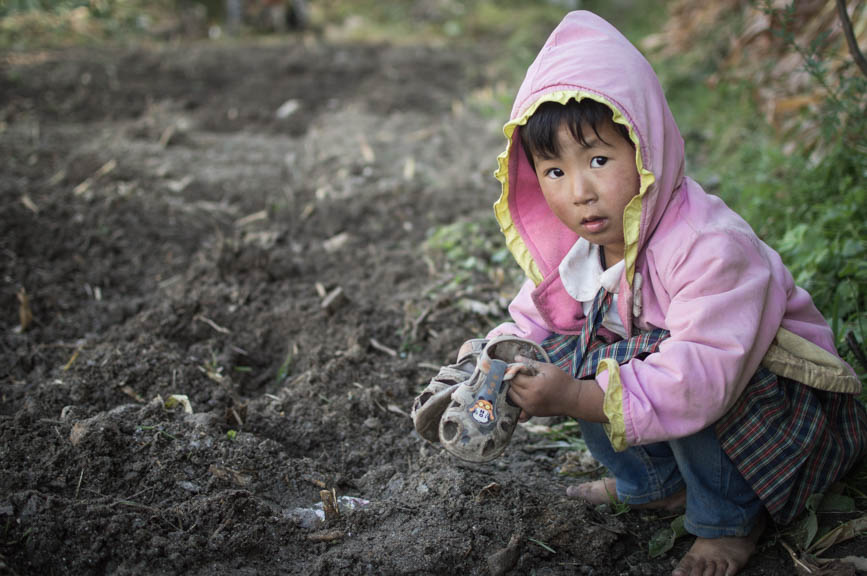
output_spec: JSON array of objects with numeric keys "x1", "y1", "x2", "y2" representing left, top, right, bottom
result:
[{"x1": 661, "y1": 1, "x2": 867, "y2": 382}]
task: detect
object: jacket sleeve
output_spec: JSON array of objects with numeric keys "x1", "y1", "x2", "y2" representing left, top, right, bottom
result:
[
  {"x1": 486, "y1": 278, "x2": 553, "y2": 344},
  {"x1": 597, "y1": 229, "x2": 786, "y2": 449}
]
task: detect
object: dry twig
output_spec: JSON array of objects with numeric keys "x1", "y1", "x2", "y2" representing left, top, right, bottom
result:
[
  {"x1": 73, "y1": 159, "x2": 116, "y2": 196},
  {"x1": 307, "y1": 529, "x2": 344, "y2": 542},
  {"x1": 194, "y1": 315, "x2": 231, "y2": 334},
  {"x1": 63, "y1": 347, "x2": 82, "y2": 371},
  {"x1": 780, "y1": 539, "x2": 814, "y2": 574},
  {"x1": 74, "y1": 468, "x2": 84, "y2": 500},
  {"x1": 320, "y1": 489, "x2": 339, "y2": 521},
  {"x1": 17, "y1": 288, "x2": 32, "y2": 332},
  {"x1": 836, "y1": 0, "x2": 867, "y2": 77},
  {"x1": 369, "y1": 338, "x2": 397, "y2": 357}
]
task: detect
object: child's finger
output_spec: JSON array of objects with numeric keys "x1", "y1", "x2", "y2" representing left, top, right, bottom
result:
[
  {"x1": 514, "y1": 354, "x2": 538, "y2": 376},
  {"x1": 507, "y1": 382, "x2": 524, "y2": 405}
]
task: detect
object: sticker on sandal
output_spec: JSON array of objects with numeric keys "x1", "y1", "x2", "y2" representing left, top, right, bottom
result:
[{"x1": 470, "y1": 399, "x2": 494, "y2": 424}]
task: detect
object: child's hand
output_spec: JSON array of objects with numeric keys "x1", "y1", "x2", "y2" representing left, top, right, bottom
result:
[
  {"x1": 508, "y1": 356, "x2": 579, "y2": 418},
  {"x1": 509, "y1": 356, "x2": 608, "y2": 422}
]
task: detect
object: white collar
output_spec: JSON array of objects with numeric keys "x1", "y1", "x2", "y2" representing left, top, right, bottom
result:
[{"x1": 558, "y1": 238, "x2": 625, "y2": 302}]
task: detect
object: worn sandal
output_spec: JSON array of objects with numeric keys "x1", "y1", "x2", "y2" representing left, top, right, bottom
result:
[
  {"x1": 439, "y1": 335, "x2": 549, "y2": 462},
  {"x1": 411, "y1": 338, "x2": 488, "y2": 443}
]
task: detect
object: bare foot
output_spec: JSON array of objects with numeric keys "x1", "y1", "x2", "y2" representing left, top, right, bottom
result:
[
  {"x1": 566, "y1": 478, "x2": 686, "y2": 511},
  {"x1": 671, "y1": 513, "x2": 766, "y2": 576}
]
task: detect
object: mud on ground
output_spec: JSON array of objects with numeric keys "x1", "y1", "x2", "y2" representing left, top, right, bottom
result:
[{"x1": 0, "y1": 37, "x2": 838, "y2": 575}]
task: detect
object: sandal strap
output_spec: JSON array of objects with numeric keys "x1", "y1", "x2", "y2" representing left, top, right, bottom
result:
[
  {"x1": 427, "y1": 365, "x2": 473, "y2": 390},
  {"x1": 453, "y1": 338, "x2": 488, "y2": 373}
]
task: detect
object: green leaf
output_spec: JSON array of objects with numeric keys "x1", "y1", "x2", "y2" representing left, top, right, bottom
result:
[
  {"x1": 806, "y1": 493, "x2": 824, "y2": 512},
  {"x1": 818, "y1": 493, "x2": 856, "y2": 513},
  {"x1": 527, "y1": 537, "x2": 556, "y2": 554},
  {"x1": 276, "y1": 351, "x2": 293, "y2": 384},
  {"x1": 164, "y1": 394, "x2": 193, "y2": 414},
  {"x1": 804, "y1": 510, "x2": 819, "y2": 550},
  {"x1": 648, "y1": 516, "x2": 686, "y2": 559},
  {"x1": 808, "y1": 514, "x2": 867, "y2": 556},
  {"x1": 648, "y1": 526, "x2": 676, "y2": 558}
]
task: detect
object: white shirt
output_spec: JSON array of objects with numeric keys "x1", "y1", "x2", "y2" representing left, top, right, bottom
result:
[{"x1": 558, "y1": 238, "x2": 627, "y2": 338}]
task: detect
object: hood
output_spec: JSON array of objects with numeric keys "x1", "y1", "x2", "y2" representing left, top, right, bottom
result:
[{"x1": 494, "y1": 11, "x2": 685, "y2": 288}]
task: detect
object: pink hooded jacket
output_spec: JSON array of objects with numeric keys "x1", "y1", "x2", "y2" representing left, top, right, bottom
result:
[{"x1": 487, "y1": 11, "x2": 860, "y2": 450}]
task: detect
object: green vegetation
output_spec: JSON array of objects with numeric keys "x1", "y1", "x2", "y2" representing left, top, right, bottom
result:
[
  {"x1": 275, "y1": 348, "x2": 294, "y2": 385},
  {"x1": 316, "y1": 0, "x2": 564, "y2": 46},
  {"x1": 423, "y1": 219, "x2": 510, "y2": 291},
  {"x1": 649, "y1": 515, "x2": 688, "y2": 558},
  {"x1": 655, "y1": 3, "x2": 866, "y2": 385},
  {"x1": 527, "y1": 537, "x2": 557, "y2": 554},
  {"x1": 606, "y1": 489, "x2": 631, "y2": 517},
  {"x1": 0, "y1": 0, "x2": 177, "y2": 47},
  {"x1": 316, "y1": 0, "x2": 668, "y2": 86},
  {"x1": 2, "y1": 0, "x2": 93, "y2": 17}
]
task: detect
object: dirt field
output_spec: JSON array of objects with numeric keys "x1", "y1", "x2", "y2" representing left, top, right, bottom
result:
[{"x1": 0, "y1": 35, "x2": 858, "y2": 575}]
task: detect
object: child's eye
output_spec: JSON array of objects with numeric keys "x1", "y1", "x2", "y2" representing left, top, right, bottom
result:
[
  {"x1": 544, "y1": 167, "x2": 564, "y2": 179},
  {"x1": 590, "y1": 156, "x2": 608, "y2": 168}
]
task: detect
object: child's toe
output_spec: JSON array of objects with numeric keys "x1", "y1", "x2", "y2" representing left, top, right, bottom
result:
[{"x1": 565, "y1": 477, "x2": 616, "y2": 504}]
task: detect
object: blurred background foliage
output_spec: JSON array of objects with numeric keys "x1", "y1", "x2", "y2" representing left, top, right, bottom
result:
[
  {"x1": 645, "y1": 0, "x2": 867, "y2": 386},
  {"x1": 2, "y1": 0, "x2": 865, "y2": 383}
]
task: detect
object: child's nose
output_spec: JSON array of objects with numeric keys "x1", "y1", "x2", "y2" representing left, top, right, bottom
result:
[{"x1": 570, "y1": 176, "x2": 595, "y2": 204}]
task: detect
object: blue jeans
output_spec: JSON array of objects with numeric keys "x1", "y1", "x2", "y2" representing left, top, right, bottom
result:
[{"x1": 579, "y1": 420, "x2": 765, "y2": 538}]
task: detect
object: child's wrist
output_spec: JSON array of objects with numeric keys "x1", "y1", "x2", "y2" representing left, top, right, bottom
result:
[
  {"x1": 570, "y1": 378, "x2": 607, "y2": 422},
  {"x1": 566, "y1": 377, "x2": 586, "y2": 420}
]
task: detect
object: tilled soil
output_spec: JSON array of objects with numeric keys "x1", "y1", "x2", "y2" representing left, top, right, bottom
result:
[{"x1": 0, "y1": 37, "x2": 844, "y2": 575}]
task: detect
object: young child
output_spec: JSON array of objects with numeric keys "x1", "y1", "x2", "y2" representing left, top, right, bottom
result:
[{"x1": 465, "y1": 11, "x2": 867, "y2": 576}]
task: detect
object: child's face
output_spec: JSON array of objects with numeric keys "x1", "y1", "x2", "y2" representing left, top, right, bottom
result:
[{"x1": 530, "y1": 120, "x2": 639, "y2": 265}]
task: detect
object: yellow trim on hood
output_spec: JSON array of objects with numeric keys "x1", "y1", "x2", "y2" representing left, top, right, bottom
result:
[{"x1": 493, "y1": 91, "x2": 655, "y2": 286}]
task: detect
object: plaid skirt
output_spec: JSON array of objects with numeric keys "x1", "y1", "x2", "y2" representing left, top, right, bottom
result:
[{"x1": 542, "y1": 330, "x2": 867, "y2": 525}]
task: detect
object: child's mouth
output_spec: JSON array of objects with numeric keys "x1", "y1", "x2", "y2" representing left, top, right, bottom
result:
[{"x1": 581, "y1": 217, "x2": 607, "y2": 233}]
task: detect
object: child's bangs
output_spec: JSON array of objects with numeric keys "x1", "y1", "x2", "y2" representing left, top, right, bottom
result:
[{"x1": 520, "y1": 99, "x2": 628, "y2": 166}]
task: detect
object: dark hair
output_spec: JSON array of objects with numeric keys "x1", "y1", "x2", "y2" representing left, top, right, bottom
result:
[{"x1": 519, "y1": 98, "x2": 632, "y2": 168}]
